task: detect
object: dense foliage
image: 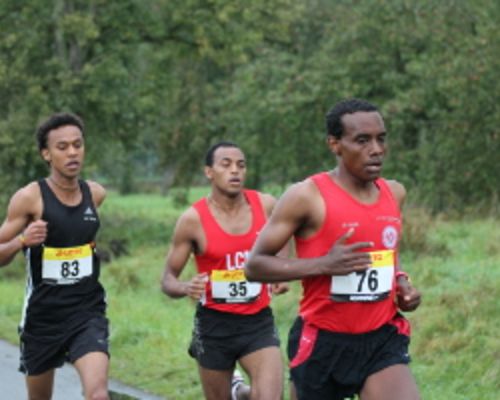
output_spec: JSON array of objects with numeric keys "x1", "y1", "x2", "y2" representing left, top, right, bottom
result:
[{"x1": 1, "y1": 0, "x2": 498, "y2": 212}]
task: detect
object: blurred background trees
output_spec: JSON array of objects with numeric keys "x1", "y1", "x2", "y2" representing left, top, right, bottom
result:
[{"x1": 1, "y1": 0, "x2": 498, "y2": 212}]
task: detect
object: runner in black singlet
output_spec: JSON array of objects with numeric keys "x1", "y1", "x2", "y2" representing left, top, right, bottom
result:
[{"x1": 0, "y1": 113, "x2": 109, "y2": 400}]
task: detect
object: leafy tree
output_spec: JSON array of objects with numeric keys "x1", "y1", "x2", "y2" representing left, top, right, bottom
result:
[{"x1": 0, "y1": 0, "x2": 498, "y2": 213}]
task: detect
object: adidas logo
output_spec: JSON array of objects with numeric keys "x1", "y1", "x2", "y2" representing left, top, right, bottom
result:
[
  {"x1": 84, "y1": 207, "x2": 97, "y2": 222},
  {"x1": 84, "y1": 207, "x2": 94, "y2": 216}
]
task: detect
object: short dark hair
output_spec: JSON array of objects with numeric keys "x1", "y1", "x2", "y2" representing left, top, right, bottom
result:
[
  {"x1": 205, "y1": 141, "x2": 240, "y2": 167},
  {"x1": 325, "y1": 99, "x2": 379, "y2": 139},
  {"x1": 36, "y1": 112, "x2": 84, "y2": 151}
]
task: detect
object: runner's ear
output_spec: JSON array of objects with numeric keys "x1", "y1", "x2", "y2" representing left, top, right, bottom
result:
[
  {"x1": 41, "y1": 148, "x2": 51, "y2": 163},
  {"x1": 204, "y1": 166, "x2": 213, "y2": 181},
  {"x1": 326, "y1": 135, "x2": 341, "y2": 156}
]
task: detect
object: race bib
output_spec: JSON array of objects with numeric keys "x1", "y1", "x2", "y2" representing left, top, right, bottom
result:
[
  {"x1": 42, "y1": 244, "x2": 93, "y2": 285},
  {"x1": 211, "y1": 269, "x2": 261, "y2": 303},
  {"x1": 330, "y1": 250, "x2": 394, "y2": 302}
]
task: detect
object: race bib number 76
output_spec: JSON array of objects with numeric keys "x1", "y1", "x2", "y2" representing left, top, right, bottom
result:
[{"x1": 330, "y1": 250, "x2": 394, "y2": 302}]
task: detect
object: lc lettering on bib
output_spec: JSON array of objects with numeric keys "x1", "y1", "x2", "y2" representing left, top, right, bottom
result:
[
  {"x1": 42, "y1": 244, "x2": 93, "y2": 285},
  {"x1": 330, "y1": 250, "x2": 394, "y2": 302},
  {"x1": 225, "y1": 251, "x2": 249, "y2": 270},
  {"x1": 211, "y1": 269, "x2": 261, "y2": 303}
]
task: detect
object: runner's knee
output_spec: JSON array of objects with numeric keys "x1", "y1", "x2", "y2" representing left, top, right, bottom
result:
[{"x1": 87, "y1": 387, "x2": 109, "y2": 400}]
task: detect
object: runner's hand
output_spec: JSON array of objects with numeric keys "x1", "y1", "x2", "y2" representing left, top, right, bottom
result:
[
  {"x1": 186, "y1": 273, "x2": 208, "y2": 300},
  {"x1": 396, "y1": 278, "x2": 421, "y2": 311},
  {"x1": 271, "y1": 282, "x2": 289, "y2": 295},
  {"x1": 322, "y1": 228, "x2": 373, "y2": 276},
  {"x1": 22, "y1": 220, "x2": 48, "y2": 247}
]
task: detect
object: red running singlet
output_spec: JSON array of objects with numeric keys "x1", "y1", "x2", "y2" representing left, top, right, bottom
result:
[
  {"x1": 295, "y1": 172, "x2": 403, "y2": 333},
  {"x1": 193, "y1": 190, "x2": 271, "y2": 315}
]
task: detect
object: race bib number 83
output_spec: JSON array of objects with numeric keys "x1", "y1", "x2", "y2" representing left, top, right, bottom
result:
[
  {"x1": 42, "y1": 244, "x2": 93, "y2": 285},
  {"x1": 330, "y1": 250, "x2": 394, "y2": 302},
  {"x1": 211, "y1": 269, "x2": 261, "y2": 303}
]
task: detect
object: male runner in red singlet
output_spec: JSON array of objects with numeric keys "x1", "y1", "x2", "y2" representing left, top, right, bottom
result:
[
  {"x1": 162, "y1": 142, "x2": 287, "y2": 400},
  {"x1": 246, "y1": 99, "x2": 421, "y2": 400},
  {"x1": 0, "y1": 113, "x2": 109, "y2": 400}
]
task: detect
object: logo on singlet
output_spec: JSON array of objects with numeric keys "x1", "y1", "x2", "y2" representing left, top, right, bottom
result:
[
  {"x1": 225, "y1": 250, "x2": 249, "y2": 270},
  {"x1": 382, "y1": 225, "x2": 398, "y2": 249},
  {"x1": 83, "y1": 207, "x2": 97, "y2": 222},
  {"x1": 342, "y1": 222, "x2": 359, "y2": 229}
]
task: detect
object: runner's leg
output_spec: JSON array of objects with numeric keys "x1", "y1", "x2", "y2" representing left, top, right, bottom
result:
[
  {"x1": 198, "y1": 365, "x2": 233, "y2": 400},
  {"x1": 239, "y1": 346, "x2": 283, "y2": 400},
  {"x1": 360, "y1": 364, "x2": 419, "y2": 400},
  {"x1": 26, "y1": 369, "x2": 55, "y2": 400},
  {"x1": 74, "y1": 351, "x2": 109, "y2": 400}
]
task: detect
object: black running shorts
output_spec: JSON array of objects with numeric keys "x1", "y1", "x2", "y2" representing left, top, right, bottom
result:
[
  {"x1": 287, "y1": 315, "x2": 411, "y2": 400},
  {"x1": 19, "y1": 315, "x2": 109, "y2": 375},
  {"x1": 189, "y1": 305, "x2": 280, "y2": 370}
]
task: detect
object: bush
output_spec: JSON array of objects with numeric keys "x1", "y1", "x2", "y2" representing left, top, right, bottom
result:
[{"x1": 96, "y1": 213, "x2": 175, "y2": 263}]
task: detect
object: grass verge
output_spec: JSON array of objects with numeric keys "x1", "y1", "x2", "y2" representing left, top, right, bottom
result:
[{"x1": 0, "y1": 192, "x2": 498, "y2": 399}]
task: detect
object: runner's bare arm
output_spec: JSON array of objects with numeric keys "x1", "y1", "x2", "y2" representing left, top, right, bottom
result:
[
  {"x1": 258, "y1": 192, "x2": 291, "y2": 258},
  {"x1": 387, "y1": 179, "x2": 406, "y2": 209},
  {"x1": 388, "y1": 180, "x2": 407, "y2": 275},
  {"x1": 87, "y1": 180, "x2": 106, "y2": 208},
  {"x1": 258, "y1": 192, "x2": 291, "y2": 294},
  {"x1": 0, "y1": 184, "x2": 46, "y2": 266},
  {"x1": 387, "y1": 180, "x2": 421, "y2": 311},
  {"x1": 161, "y1": 209, "x2": 207, "y2": 300},
  {"x1": 246, "y1": 182, "x2": 373, "y2": 282}
]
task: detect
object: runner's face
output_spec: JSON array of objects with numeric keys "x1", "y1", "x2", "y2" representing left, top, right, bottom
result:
[
  {"x1": 206, "y1": 147, "x2": 246, "y2": 196},
  {"x1": 41, "y1": 125, "x2": 85, "y2": 178},
  {"x1": 329, "y1": 111, "x2": 387, "y2": 181}
]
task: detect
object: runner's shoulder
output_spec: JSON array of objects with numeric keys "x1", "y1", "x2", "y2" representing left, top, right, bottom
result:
[
  {"x1": 175, "y1": 206, "x2": 203, "y2": 235},
  {"x1": 384, "y1": 179, "x2": 406, "y2": 206},
  {"x1": 6, "y1": 182, "x2": 41, "y2": 217},
  {"x1": 281, "y1": 178, "x2": 320, "y2": 206},
  {"x1": 10, "y1": 181, "x2": 41, "y2": 205},
  {"x1": 85, "y1": 180, "x2": 106, "y2": 207},
  {"x1": 270, "y1": 178, "x2": 321, "y2": 222},
  {"x1": 256, "y1": 192, "x2": 277, "y2": 216}
]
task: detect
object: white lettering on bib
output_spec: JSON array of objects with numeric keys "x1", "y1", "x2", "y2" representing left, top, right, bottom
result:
[
  {"x1": 42, "y1": 244, "x2": 93, "y2": 285},
  {"x1": 225, "y1": 251, "x2": 249, "y2": 270},
  {"x1": 330, "y1": 250, "x2": 394, "y2": 302},
  {"x1": 211, "y1": 269, "x2": 261, "y2": 303}
]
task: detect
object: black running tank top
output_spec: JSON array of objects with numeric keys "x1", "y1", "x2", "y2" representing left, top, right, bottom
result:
[{"x1": 20, "y1": 179, "x2": 106, "y2": 330}]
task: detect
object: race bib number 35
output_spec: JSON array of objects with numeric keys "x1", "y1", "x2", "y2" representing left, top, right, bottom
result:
[
  {"x1": 42, "y1": 244, "x2": 93, "y2": 285},
  {"x1": 330, "y1": 250, "x2": 395, "y2": 302},
  {"x1": 211, "y1": 269, "x2": 261, "y2": 303}
]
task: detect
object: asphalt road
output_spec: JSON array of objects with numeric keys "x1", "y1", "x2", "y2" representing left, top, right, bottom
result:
[{"x1": 0, "y1": 339, "x2": 166, "y2": 400}]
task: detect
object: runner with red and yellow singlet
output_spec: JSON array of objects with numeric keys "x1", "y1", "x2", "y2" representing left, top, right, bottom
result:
[
  {"x1": 246, "y1": 99, "x2": 421, "y2": 400},
  {"x1": 162, "y1": 142, "x2": 288, "y2": 400}
]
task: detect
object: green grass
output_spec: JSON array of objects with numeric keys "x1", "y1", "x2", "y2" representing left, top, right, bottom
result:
[
  {"x1": 0, "y1": 192, "x2": 498, "y2": 399},
  {"x1": 405, "y1": 218, "x2": 500, "y2": 400}
]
